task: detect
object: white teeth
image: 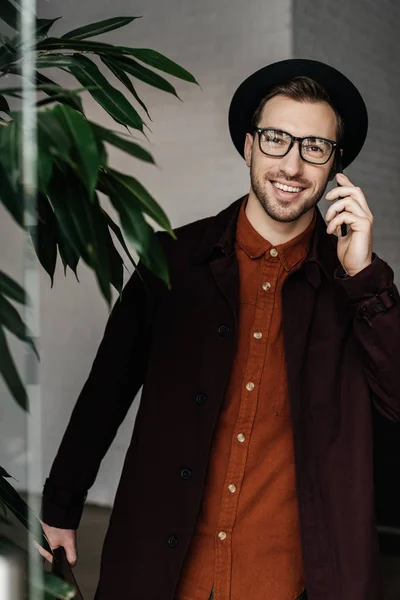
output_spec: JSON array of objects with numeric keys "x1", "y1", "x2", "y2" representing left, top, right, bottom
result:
[{"x1": 272, "y1": 181, "x2": 303, "y2": 193}]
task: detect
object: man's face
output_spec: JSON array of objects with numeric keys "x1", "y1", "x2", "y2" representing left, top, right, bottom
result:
[{"x1": 244, "y1": 96, "x2": 339, "y2": 224}]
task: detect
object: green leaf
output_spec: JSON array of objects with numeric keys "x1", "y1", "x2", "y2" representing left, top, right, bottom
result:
[
  {"x1": 53, "y1": 104, "x2": 100, "y2": 200},
  {"x1": 6, "y1": 67, "x2": 84, "y2": 113},
  {"x1": 0, "y1": 294, "x2": 39, "y2": 359},
  {"x1": 36, "y1": 17, "x2": 62, "y2": 40},
  {"x1": 36, "y1": 37, "x2": 120, "y2": 53},
  {"x1": 107, "y1": 169, "x2": 174, "y2": 234},
  {"x1": 56, "y1": 225, "x2": 80, "y2": 279},
  {"x1": 47, "y1": 171, "x2": 92, "y2": 261},
  {"x1": 66, "y1": 54, "x2": 144, "y2": 131},
  {"x1": 0, "y1": 466, "x2": 13, "y2": 478},
  {"x1": 104, "y1": 225, "x2": 124, "y2": 294},
  {"x1": 92, "y1": 122, "x2": 154, "y2": 163},
  {"x1": 61, "y1": 16, "x2": 141, "y2": 41},
  {"x1": 28, "y1": 194, "x2": 58, "y2": 286},
  {"x1": 0, "y1": 0, "x2": 21, "y2": 30},
  {"x1": 37, "y1": 109, "x2": 72, "y2": 164},
  {"x1": 48, "y1": 170, "x2": 112, "y2": 306},
  {"x1": 35, "y1": 71, "x2": 84, "y2": 113},
  {"x1": 99, "y1": 174, "x2": 170, "y2": 286},
  {"x1": 0, "y1": 475, "x2": 52, "y2": 553},
  {"x1": 115, "y1": 48, "x2": 199, "y2": 85},
  {"x1": 35, "y1": 572, "x2": 76, "y2": 600},
  {"x1": 0, "y1": 271, "x2": 26, "y2": 304},
  {"x1": 0, "y1": 117, "x2": 19, "y2": 192},
  {"x1": 101, "y1": 208, "x2": 137, "y2": 269},
  {"x1": 0, "y1": 512, "x2": 11, "y2": 525},
  {"x1": 82, "y1": 193, "x2": 113, "y2": 305},
  {"x1": 100, "y1": 56, "x2": 152, "y2": 121},
  {"x1": 0, "y1": 325, "x2": 28, "y2": 411},
  {"x1": 1, "y1": 83, "x2": 77, "y2": 96},
  {"x1": 0, "y1": 161, "x2": 24, "y2": 227},
  {"x1": 0, "y1": 94, "x2": 10, "y2": 113},
  {"x1": 104, "y1": 55, "x2": 180, "y2": 99},
  {"x1": 35, "y1": 55, "x2": 90, "y2": 70},
  {"x1": 37, "y1": 149, "x2": 53, "y2": 196}
]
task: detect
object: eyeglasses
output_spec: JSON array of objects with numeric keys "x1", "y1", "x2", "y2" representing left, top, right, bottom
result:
[{"x1": 253, "y1": 127, "x2": 338, "y2": 165}]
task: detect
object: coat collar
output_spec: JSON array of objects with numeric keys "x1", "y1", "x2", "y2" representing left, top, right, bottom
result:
[{"x1": 193, "y1": 194, "x2": 340, "y2": 289}]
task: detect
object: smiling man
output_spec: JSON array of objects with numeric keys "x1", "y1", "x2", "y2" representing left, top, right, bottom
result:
[{"x1": 40, "y1": 59, "x2": 400, "y2": 600}]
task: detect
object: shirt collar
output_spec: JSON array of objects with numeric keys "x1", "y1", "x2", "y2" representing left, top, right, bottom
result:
[{"x1": 235, "y1": 196, "x2": 317, "y2": 272}]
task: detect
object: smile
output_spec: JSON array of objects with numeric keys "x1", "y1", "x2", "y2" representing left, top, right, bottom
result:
[{"x1": 271, "y1": 181, "x2": 304, "y2": 193}]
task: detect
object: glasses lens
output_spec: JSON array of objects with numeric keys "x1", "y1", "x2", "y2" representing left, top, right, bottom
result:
[
  {"x1": 259, "y1": 129, "x2": 291, "y2": 156},
  {"x1": 301, "y1": 138, "x2": 333, "y2": 164}
]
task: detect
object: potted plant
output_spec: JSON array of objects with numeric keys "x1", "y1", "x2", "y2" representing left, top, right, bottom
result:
[{"x1": 0, "y1": 1, "x2": 198, "y2": 596}]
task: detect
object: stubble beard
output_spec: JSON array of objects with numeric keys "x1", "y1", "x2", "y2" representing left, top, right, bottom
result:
[{"x1": 250, "y1": 159, "x2": 329, "y2": 224}]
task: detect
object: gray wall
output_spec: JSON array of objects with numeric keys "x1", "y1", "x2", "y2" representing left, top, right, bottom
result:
[
  {"x1": 293, "y1": 0, "x2": 400, "y2": 278},
  {"x1": 0, "y1": 0, "x2": 292, "y2": 505}
]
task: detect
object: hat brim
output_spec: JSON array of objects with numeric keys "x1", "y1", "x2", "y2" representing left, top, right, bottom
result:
[{"x1": 228, "y1": 58, "x2": 368, "y2": 170}]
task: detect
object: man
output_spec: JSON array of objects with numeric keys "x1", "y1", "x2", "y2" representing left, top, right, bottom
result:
[{"x1": 39, "y1": 59, "x2": 400, "y2": 599}]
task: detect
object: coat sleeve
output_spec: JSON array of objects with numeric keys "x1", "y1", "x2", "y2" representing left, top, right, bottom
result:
[
  {"x1": 334, "y1": 253, "x2": 400, "y2": 423},
  {"x1": 41, "y1": 261, "x2": 159, "y2": 529}
]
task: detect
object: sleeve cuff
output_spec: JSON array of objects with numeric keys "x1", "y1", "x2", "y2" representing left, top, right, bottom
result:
[
  {"x1": 334, "y1": 253, "x2": 395, "y2": 302},
  {"x1": 41, "y1": 478, "x2": 87, "y2": 530}
]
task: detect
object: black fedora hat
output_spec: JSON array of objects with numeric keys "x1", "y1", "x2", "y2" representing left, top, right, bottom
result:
[{"x1": 228, "y1": 58, "x2": 368, "y2": 169}]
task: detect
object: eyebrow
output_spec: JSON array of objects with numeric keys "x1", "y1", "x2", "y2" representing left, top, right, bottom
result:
[{"x1": 261, "y1": 126, "x2": 332, "y2": 140}]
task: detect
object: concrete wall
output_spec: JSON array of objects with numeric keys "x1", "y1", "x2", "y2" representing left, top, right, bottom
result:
[
  {"x1": 293, "y1": 0, "x2": 400, "y2": 281},
  {"x1": 0, "y1": 0, "x2": 292, "y2": 505}
]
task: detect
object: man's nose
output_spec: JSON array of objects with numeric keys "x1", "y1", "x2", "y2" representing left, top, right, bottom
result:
[{"x1": 278, "y1": 142, "x2": 304, "y2": 176}]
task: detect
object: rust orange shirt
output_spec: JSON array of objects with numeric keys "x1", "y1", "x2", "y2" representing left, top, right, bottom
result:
[{"x1": 176, "y1": 196, "x2": 316, "y2": 600}]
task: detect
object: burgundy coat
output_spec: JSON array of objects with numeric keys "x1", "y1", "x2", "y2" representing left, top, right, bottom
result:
[{"x1": 42, "y1": 196, "x2": 400, "y2": 600}]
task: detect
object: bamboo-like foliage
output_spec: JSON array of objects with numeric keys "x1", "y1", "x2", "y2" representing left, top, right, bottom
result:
[{"x1": 0, "y1": 3, "x2": 198, "y2": 596}]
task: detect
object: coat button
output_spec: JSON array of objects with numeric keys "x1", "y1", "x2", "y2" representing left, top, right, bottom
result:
[
  {"x1": 218, "y1": 324, "x2": 230, "y2": 337},
  {"x1": 180, "y1": 468, "x2": 192, "y2": 480},
  {"x1": 167, "y1": 535, "x2": 178, "y2": 548},
  {"x1": 196, "y1": 393, "x2": 207, "y2": 406}
]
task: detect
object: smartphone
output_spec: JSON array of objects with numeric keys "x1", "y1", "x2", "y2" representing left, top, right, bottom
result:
[{"x1": 335, "y1": 156, "x2": 347, "y2": 237}]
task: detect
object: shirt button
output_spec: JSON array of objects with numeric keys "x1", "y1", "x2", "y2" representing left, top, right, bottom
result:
[
  {"x1": 237, "y1": 433, "x2": 246, "y2": 443},
  {"x1": 195, "y1": 393, "x2": 207, "y2": 406},
  {"x1": 228, "y1": 484, "x2": 237, "y2": 494},
  {"x1": 180, "y1": 468, "x2": 192, "y2": 480},
  {"x1": 217, "y1": 324, "x2": 230, "y2": 337},
  {"x1": 262, "y1": 282, "x2": 271, "y2": 291},
  {"x1": 167, "y1": 535, "x2": 178, "y2": 548},
  {"x1": 253, "y1": 331, "x2": 262, "y2": 339},
  {"x1": 218, "y1": 531, "x2": 227, "y2": 541},
  {"x1": 245, "y1": 381, "x2": 255, "y2": 391},
  {"x1": 270, "y1": 248, "x2": 278, "y2": 257}
]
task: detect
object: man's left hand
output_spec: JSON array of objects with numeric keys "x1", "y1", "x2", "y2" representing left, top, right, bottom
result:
[{"x1": 325, "y1": 172, "x2": 373, "y2": 277}]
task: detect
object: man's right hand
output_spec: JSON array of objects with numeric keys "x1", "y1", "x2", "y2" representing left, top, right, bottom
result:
[{"x1": 36, "y1": 520, "x2": 78, "y2": 566}]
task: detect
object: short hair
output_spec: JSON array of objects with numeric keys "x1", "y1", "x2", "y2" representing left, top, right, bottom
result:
[{"x1": 250, "y1": 75, "x2": 345, "y2": 144}]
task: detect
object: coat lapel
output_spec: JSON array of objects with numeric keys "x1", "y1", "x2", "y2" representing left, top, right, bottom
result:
[
  {"x1": 281, "y1": 208, "x2": 340, "y2": 421},
  {"x1": 209, "y1": 252, "x2": 240, "y2": 328}
]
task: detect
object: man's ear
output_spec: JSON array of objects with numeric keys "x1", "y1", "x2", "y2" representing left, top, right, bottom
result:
[{"x1": 244, "y1": 133, "x2": 254, "y2": 168}]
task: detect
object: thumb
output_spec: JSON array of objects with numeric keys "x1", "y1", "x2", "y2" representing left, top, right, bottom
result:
[{"x1": 64, "y1": 542, "x2": 78, "y2": 567}]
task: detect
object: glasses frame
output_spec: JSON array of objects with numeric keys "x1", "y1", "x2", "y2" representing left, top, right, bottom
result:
[{"x1": 253, "y1": 127, "x2": 338, "y2": 165}]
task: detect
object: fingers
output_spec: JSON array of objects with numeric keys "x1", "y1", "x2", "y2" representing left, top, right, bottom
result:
[
  {"x1": 327, "y1": 212, "x2": 371, "y2": 236},
  {"x1": 326, "y1": 174, "x2": 373, "y2": 219},
  {"x1": 36, "y1": 522, "x2": 78, "y2": 566},
  {"x1": 64, "y1": 542, "x2": 78, "y2": 567},
  {"x1": 34, "y1": 540, "x2": 53, "y2": 564},
  {"x1": 325, "y1": 196, "x2": 370, "y2": 225}
]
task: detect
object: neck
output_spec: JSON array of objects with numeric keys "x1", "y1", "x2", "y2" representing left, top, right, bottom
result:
[{"x1": 245, "y1": 189, "x2": 315, "y2": 246}]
